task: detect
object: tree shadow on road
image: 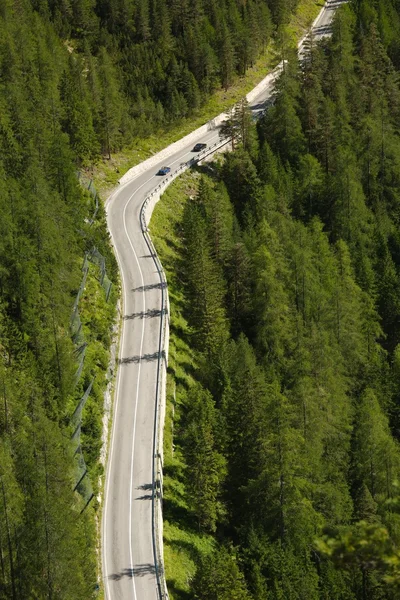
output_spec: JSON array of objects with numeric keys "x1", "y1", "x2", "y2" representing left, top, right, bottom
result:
[
  {"x1": 135, "y1": 482, "x2": 161, "y2": 501},
  {"x1": 108, "y1": 563, "x2": 156, "y2": 580},
  {"x1": 132, "y1": 282, "x2": 167, "y2": 292},
  {"x1": 124, "y1": 307, "x2": 166, "y2": 320},
  {"x1": 118, "y1": 350, "x2": 165, "y2": 365}
]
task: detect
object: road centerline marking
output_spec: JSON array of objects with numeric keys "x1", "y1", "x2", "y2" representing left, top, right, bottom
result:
[{"x1": 104, "y1": 175, "x2": 153, "y2": 600}]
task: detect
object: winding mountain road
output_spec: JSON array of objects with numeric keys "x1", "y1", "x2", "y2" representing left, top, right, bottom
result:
[{"x1": 101, "y1": 2, "x2": 347, "y2": 599}]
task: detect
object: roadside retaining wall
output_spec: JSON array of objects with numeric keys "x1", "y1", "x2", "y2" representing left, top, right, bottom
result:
[{"x1": 118, "y1": 63, "x2": 286, "y2": 188}]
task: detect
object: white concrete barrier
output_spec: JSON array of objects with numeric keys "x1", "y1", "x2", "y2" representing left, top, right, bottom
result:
[
  {"x1": 119, "y1": 112, "x2": 228, "y2": 187},
  {"x1": 118, "y1": 1, "x2": 335, "y2": 188}
]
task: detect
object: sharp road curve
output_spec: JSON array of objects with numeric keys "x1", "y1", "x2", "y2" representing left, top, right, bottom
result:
[{"x1": 101, "y1": 2, "x2": 347, "y2": 598}]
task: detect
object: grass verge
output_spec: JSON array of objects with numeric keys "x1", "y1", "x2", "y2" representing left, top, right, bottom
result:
[
  {"x1": 150, "y1": 171, "x2": 215, "y2": 599},
  {"x1": 92, "y1": 0, "x2": 324, "y2": 198},
  {"x1": 91, "y1": 0, "x2": 326, "y2": 592}
]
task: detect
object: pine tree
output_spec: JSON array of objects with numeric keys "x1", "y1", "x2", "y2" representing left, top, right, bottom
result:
[
  {"x1": 262, "y1": 75, "x2": 305, "y2": 164},
  {"x1": 192, "y1": 545, "x2": 251, "y2": 600},
  {"x1": 218, "y1": 20, "x2": 235, "y2": 90},
  {"x1": 182, "y1": 196, "x2": 229, "y2": 357},
  {"x1": 97, "y1": 47, "x2": 126, "y2": 158},
  {"x1": 135, "y1": 0, "x2": 151, "y2": 41},
  {"x1": 183, "y1": 383, "x2": 226, "y2": 532},
  {"x1": 226, "y1": 239, "x2": 252, "y2": 336},
  {"x1": 223, "y1": 335, "x2": 269, "y2": 522},
  {"x1": 0, "y1": 440, "x2": 23, "y2": 600},
  {"x1": 352, "y1": 388, "x2": 400, "y2": 503},
  {"x1": 59, "y1": 55, "x2": 98, "y2": 163},
  {"x1": 201, "y1": 179, "x2": 235, "y2": 266}
]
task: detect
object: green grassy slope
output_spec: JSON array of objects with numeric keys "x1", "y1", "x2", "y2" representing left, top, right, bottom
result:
[{"x1": 151, "y1": 171, "x2": 216, "y2": 598}]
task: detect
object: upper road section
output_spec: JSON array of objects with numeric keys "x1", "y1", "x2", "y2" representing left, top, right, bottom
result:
[{"x1": 101, "y1": 2, "x2": 347, "y2": 599}]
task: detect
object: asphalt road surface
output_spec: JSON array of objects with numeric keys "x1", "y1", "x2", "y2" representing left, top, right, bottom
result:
[{"x1": 101, "y1": 2, "x2": 347, "y2": 599}]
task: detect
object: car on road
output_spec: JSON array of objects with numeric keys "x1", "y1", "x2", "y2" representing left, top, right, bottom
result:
[
  {"x1": 192, "y1": 143, "x2": 207, "y2": 152},
  {"x1": 157, "y1": 166, "x2": 171, "y2": 176}
]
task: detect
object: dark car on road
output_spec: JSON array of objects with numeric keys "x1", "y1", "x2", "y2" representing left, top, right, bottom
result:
[
  {"x1": 157, "y1": 166, "x2": 171, "y2": 176},
  {"x1": 193, "y1": 143, "x2": 207, "y2": 152}
]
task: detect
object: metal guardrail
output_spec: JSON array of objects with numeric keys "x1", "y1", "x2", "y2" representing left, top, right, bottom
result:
[
  {"x1": 139, "y1": 217, "x2": 168, "y2": 600},
  {"x1": 140, "y1": 138, "x2": 231, "y2": 233},
  {"x1": 118, "y1": 4, "x2": 340, "y2": 592},
  {"x1": 139, "y1": 136, "x2": 230, "y2": 600}
]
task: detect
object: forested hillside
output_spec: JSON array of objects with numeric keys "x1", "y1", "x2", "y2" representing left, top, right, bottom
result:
[
  {"x1": 0, "y1": 1, "x2": 118, "y2": 597},
  {"x1": 151, "y1": 1, "x2": 400, "y2": 598},
  {"x1": 27, "y1": 0, "x2": 306, "y2": 159},
  {"x1": 0, "y1": 0, "x2": 315, "y2": 596}
]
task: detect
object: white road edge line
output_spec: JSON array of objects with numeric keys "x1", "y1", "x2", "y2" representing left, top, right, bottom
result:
[
  {"x1": 105, "y1": 134, "x2": 222, "y2": 209},
  {"x1": 124, "y1": 191, "x2": 146, "y2": 600},
  {"x1": 103, "y1": 127, "x2": 251, "y2": 600},
  {"x1": 103, "y1": 1, "x2": 342, "y2": 592},
  {"x1": 102, "y1": 135, "x2": 218, "y2": 597},
  {"x1": 103, "y1": 218, "x2": 128, "y2": 600},
  {"x1": 103, "y1": 174, "x2": 154, "y2": 600}
]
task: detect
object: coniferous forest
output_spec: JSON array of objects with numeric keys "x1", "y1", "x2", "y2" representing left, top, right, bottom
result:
[
  {"x1": 16, "y1": 0, "x2": 297, "y2": 163},
  {"x1": 150, "y1": 1, "x2": 400, "y2": 598},
  {"x1": 0, "y1": 0, "x2": 315, "y2": 597},
  {"x1": 4, "y1": 0, "x2": 400, "y2": 598}
]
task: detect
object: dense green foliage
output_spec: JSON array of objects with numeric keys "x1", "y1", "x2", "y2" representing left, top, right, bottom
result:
[
  {"x1": 0, "y1": 0, "x2": 319, "y2": 595},
  {"x1": 0, "y1": 2, "x2": 118, "y2": 597},
  {"x1": 26, "y1": 0, "x2": 311, "y2": 157},
  {"x1": 152, "y1": 1, "x2": 400, "y2": 598},
  {"x1": 6, "y1": 0, "x2": 400, "y2": 595}
]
